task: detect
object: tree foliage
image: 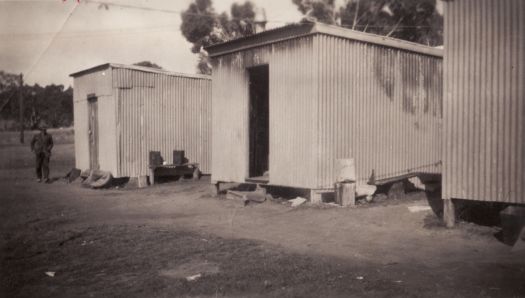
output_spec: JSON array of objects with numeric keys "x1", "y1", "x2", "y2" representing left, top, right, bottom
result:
[
  {"x1": 133, "y1": 61, "x2": 163, "y2": 69},
  {"x1": 0, "y1": 71, "x2": 73, "y2": 130},
  {"x1": 292, "y1": 0, "x2": 336, "y2": 24},
  {"x1": 180, "y1": 0, "x2": 258, "y2": 74},
  {"x1": 292, "y1": 0, "x2": 443, "y2": 46}
]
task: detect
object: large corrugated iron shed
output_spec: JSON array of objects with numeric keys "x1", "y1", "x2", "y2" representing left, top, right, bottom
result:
[
  {"x1": 70, "y1": 63, "x2": 212, "y2": 178},
  {"x1": 442, "y1": 0, "x2": 525, "y2": 206},
  {"x1": 206, "y1": 22, "x2": 443, "y2": 198}
]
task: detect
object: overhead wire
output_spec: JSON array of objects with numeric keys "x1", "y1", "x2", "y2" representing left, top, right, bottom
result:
[
  {"x1": 3, "y1": 0, "x2": 440, "y2": 40},
  {"x1": 0, "y1": 1, "x2": 78, "y2": 111},
  {"x1": 24, "y1": 2, "x2": 78, "y2": 77},
  {"x1": 3, "y1": 0, "x2": 442, "y2": 73}
]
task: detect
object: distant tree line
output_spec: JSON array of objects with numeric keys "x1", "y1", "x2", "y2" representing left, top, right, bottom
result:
[
  {"x1": 133, "y1": 61, "x2": 163, "y2": 70},
  {"x1": 292, "y1": 0, "x2": 443, "y2": 46},
  {"x1": 180, "y1": 0, "x2": 259, "y2": 74},
  {"x1": 0, "y1": 71, "x2": 73, "y2": 130},
  {"x1": 180, "y1": 0, "x2": 442, "y2": 75}
]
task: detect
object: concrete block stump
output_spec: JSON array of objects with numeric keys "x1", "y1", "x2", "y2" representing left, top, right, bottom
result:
[
  {"x1": 309, "y1": 190, "x2": 322, "y2": 204},
  {"x1": 444, "y1": 199, "x2": 456, "y2": 228},
  {"x1": 137, "y1": 175, "x2": 148, "y2": 188}
]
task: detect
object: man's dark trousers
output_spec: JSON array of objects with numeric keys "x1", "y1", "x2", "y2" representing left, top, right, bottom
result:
[{"x1": 35, "y1": 152, "x2": 50, "y2": 180}]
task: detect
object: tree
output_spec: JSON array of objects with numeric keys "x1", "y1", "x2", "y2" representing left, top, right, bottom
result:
[
  {"x1": 0, "y1": 75, "x2": 73, "y2": 130},
  {"x1": 292, "y1": 0, "x2": 443, "y2": 46},
  {"x1": 133, "y1": 61, "x2": 163, "y2": 69},
  {"x1": 180, "y1": 0, "x2": 258, "y2": 74},
  {"x1": 292, "y1": 0, "x2": 336, "y2": 24},
  {"x1": 0, "y1": 71, "x2": 20, "y2": 114}
]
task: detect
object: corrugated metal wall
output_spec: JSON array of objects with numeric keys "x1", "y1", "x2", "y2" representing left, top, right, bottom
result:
[
  {"x1": 211, "y1": 33, "x2": 442, "y2": 189},
  {"x1": 443, "y1": 0, "x2": 525, "y2": 203},
  {"x1": 269, "y1": 37, "x2": 319, "y2": 188},
  {"x1": 315, "y1": 35, "x2": 442, "y2": 189},
  {"x1": 211, "y1": 37, "x2": 319, "y2": 188},
  {"x1": 114, "y1": 68, "x2": 212, "y2": 177},
  {"x1": 72, "y1": 69, "x2": 116, "y2": 173}
]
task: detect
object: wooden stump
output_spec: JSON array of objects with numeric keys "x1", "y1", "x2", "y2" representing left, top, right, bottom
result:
[
  {"x1": 335, "y1": 182, "x2": 356, "y2": 207},
  {"x1": 137, "y1": 175, "x2": 148, "y2": 188},
  {"x1": 149, "y1": 168, "x2": 155, "y2": 185},
  {"x1": 192, "y1": 167, "x2": 201, "y2": 180},
  {"x1": 444, "y1": 198, "x2": 456, "y2": 228},
  {"x1": 212, "y1": 182, "x2": 221, "y2": 196}
]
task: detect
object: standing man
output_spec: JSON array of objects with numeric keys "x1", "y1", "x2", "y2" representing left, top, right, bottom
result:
[{"x1": 31, "y1": 126, "x2": 53, "y2": 183}]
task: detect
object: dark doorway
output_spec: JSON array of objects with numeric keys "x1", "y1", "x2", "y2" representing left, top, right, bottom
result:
[
  {"x1": 87, "y1": 95, "x2": 99, "y2": 170},
  {"x1": 248, "y1": 65, "x2": 269, "y2": 178}
]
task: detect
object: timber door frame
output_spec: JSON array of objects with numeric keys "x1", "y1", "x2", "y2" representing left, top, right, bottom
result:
[
  {"x1": 87, "y1": 94, "x2": 100, "y2": 170},
  {"x1": 247, "y1": 64, "x2": 270, "y2": 178}
]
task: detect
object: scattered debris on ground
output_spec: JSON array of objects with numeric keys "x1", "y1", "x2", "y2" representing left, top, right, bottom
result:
[
  {"x1": 501, "y1": 206, "x2": 525, "y2": 246},
  {"x1": 186, "y1": 274, "x2": 202, "y2": 281},
  {"x1": 290, "y1": 197, "x2": 307, "y2": 207},
  {"x1": 408, "y1": 205, "x2": 432, "y2": 213},
  {"x1": 226, "y1": 189, "x2": 267, "y2": 206},
  {"x1": 356, "y1": 183, "x2": 376, "y2": 198},
  {"x1": 512, "y1": 227, "x2": 525, "y2": 252},
  {"x1": 81, "y1": 170, "x2": 113, "y2": 189},
  {"x1": 64, "y1": 168, "x2": 81, "y2": 183}
]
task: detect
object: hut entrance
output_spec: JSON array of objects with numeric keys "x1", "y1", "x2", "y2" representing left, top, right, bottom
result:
[
  {"x1": 248, "y1": 65, "x2": 269, "y2": 179},
  {"x1": 87, "y1": 95, "x2": 99, "y2": 170}
]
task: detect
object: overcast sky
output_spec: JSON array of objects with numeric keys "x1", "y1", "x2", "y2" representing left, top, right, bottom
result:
[{"x1": 0, "y1": 0, "x2": 302, "y2": 87}]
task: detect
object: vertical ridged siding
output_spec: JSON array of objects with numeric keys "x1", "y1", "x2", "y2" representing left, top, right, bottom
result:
[
  {"x1": 270, "y1": 37, "x2": 318, "y2": 188},
  {"x1": 211, "y1": 37, "x2": 318, "y2": 188},
  {"x1": 73, "y1": 69, "x2": 115, "y2": 172},
  {"x1": 443, "y1": 0, "x2": 525, "y2": 203},
  {"x1": 316, "y1": 35, "x2": 442, "y2": 188},
  {"x1": 114, "y1": 68, "x2": 212, "y2": 177},
  {"x1": 211, "y1": 33, "x2": 441, "y2": 189}
]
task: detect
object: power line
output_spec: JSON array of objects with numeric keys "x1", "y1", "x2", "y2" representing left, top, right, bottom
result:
[
  {"x1": 0, "y1": 24, "x2": 181, "y2": 38},
  {"x1": 3, "y1": 0, "x2": 441, "y2": 39},
  {"x1": 83, "y1": 0, "x2": 291, "y2": 22},
  {"x1": 0, "y1": 0, "x2": 57, "y2": 2},
  {"x1": 0, "y1": 1, "x2": 78, "y2": 114},
  {"x1": 25, "y1": 3, "x2": 78, "y2": 77},
  {"x1": 85, "y1": 0, "x2": 181, "y2": 14},
  {"x1": 83, "y1": 0, "x2": 441, "y2": 28}
]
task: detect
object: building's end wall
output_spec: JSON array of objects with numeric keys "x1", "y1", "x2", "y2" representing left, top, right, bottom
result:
[
  {"x1": 73, "y1": 95, "x2": 89, "y2": 171},
  {"x1": 443, "y1": 0, "x2": 525, "y2": 203},
  {"x1": 210, "y1": 36, "x2": 319, "y2": 188},
  {"x1": 72, "y1": 68, "x2": 118, "y2": 175}
]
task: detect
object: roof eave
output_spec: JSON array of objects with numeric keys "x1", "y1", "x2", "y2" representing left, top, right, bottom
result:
[
  {"x1": 315, "y1": 23, "x2": 443, "y2": 57},
  {"x1": 69, "y1": 63, "x2": 111, "y2": 77},
  {"x1": 205, "y1": 22, "x2": 443, "y2": 58},
  {"x1": 69, "y1": 63, "x2": 211, "y2": 80}
]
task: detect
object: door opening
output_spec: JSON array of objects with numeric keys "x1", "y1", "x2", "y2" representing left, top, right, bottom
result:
[
  {"x1": 87, "y1": 94, "x2": 99, "y2": 170},
  {"x1": 248, "y1": 65, "x2": 269, "y2": 179}
]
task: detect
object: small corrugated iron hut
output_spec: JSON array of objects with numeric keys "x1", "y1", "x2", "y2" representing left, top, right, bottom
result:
[
  {"x1": 70, "y1": 63, "x2": 211, "y2": 178},
  {"x1": 442, "y1": 0, "x2": 525, "y2": 226},
  {"x1": 205, "y1": 22, "x2": 443, "y2": 200}
]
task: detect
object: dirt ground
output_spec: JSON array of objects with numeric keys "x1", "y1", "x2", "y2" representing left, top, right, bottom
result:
[{"x1": 1, "y1": 130, "x2": 524, "y2": 297}]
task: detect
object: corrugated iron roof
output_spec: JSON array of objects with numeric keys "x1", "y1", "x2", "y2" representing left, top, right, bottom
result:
[
  {"x1": 69, "y1": 63, "x2": 211, "y2": 80},
  {"x1": 205, "y1": 22, "x2": 443, "y2": 58}
]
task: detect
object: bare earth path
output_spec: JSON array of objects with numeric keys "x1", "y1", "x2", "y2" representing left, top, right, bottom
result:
[{"x1": 1, "y1": 135, "x2": 524, "y2": 297}]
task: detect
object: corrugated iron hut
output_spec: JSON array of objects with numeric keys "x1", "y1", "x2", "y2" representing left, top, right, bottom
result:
[
  {"x1": 442, "y1": 0, "x2": 525, "y2": 225},
  {"x1": 205, "y1": 22, "x2": 443, "y2": 200},
  {"x1": 70, "y1": 63, "x2": 211, "y2": 178}
]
